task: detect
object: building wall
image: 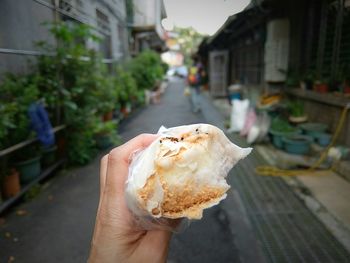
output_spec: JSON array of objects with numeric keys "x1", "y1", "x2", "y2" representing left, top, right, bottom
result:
[
  {"x1": 0, "y1": 0, "x2": 129, "y2": 78},
  {"x1": 86, "y1": 0, "x2": 129, "y2": 60},
  {"x1": 130, "y1": 0, "x2": 166, "y2": 54},
  {"x1": 132, "y1": 0, "x2": 156, "y2": 27},
  {"x1": 0, "y1": 0, "x2": 55, "y2": 76},
  {"x1": 229, "y1": 25, "x2": 265, "y2": 86}
]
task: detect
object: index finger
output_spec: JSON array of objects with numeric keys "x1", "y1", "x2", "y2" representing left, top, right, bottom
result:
[{"x1": 105, "y1": 133, "x2": 158, "y2": 198}]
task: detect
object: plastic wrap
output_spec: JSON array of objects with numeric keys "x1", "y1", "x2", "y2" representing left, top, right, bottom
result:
[{"x1": 125, "y1": 124, "x2": 252, "y2": 231}]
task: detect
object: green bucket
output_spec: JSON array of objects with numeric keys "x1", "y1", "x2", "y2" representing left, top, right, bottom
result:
[
  {"x1": 41, "y1": 145, "x2": 57, "y2": 167},
  {"x1": 95, "y1": 134, "x2": 113, "y2": 150},
  {"x1": 16, "y1": 156, "x2": 41, "y2": 185}
]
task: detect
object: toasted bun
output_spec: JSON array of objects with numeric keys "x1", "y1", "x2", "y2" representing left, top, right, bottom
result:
[{"x1": 125, "y1": 124, "x2": 252, "y2": 219}]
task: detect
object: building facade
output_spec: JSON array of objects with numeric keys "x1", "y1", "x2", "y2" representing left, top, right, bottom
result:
[
  {"x1": 200, "y1": 0, "x2": 350, "y2": 93},
  {"x1": 0, "y1": 0, "x2": 130, "y2": 77},
  {"x1": 199, "y1": 0, "x2": 350, "y2": 147},
  {"x1": 129, "y1": 0, "x2": 167, "y2": 54}
]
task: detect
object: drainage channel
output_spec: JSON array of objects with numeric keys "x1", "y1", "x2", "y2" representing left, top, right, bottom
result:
[{"x1": 228, "y1": 135, "x2": 350, "y2": 263}]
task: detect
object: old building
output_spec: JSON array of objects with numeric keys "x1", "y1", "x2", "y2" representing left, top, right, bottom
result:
[
  {"x1": 0, "y1": 0, "x2": 130, "y2": 76},
  {"x1": 129, "y1": 0, "x2": 167, "y2": 54},
  {"x1": 200, "y1": 0, "x2": 350, "y2": 93},
  {"x1": 199, "y1": 0, "x2": 350, "y2": 146}
]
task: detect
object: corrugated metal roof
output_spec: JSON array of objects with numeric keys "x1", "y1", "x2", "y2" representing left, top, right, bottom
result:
[{"x1": 207, "y1": 0, "x2": 267, "y2": 45}]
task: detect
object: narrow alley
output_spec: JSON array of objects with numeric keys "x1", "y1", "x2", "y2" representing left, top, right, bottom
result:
[
  {"x1": 2, "y1": 78, "x2": 349, "y2": 263},
  {"x1": 0, "y1": 78, "x2": 242, "y2": 262}
]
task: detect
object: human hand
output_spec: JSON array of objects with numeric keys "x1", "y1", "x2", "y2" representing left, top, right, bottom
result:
[{"x1": 88, "y1": 134, "x2": 172, "y2": 263}]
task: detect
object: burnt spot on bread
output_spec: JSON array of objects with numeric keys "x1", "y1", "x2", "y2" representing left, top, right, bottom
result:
[
  {"x1": 152, "y1": 207, "x2": 160, "y2": 215},
  {"x1": 164, "y1": 137, "x2": 179, "y2": 143}
]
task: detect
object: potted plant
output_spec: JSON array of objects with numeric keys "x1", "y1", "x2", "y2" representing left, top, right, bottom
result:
[
  {"x1": 313, "y1": 77, "x2": 329, "y2": 93},
  {"x1": 345, "y1": 80, "x2": 350, "y2": 94},
  {"x1": 302, "y1": 71, "x2": 316, "y2": 90},
  {"x1": 14, "y1": 144, "x2": 42, "y2": 185},
  {"x1": 94, "y1": 76, "x2": 116, "y2": 122},
  {"x1": 313, "y1": 132, "x2": 332, "y2": 147},
  {"x1": 1, "y1": 168, "x2": 21, "y2": 199},
  {"x1": 282, "y1": 135, "x2": 313, "y2": 155},
  {"x1": 285, "y1": 70, "x2": 300, "y2": 87},
  {"x1": 114, "y1": 67, "x2": 137, "y2": 117},
  {"x1": 94, "y1": 120, "x2": 119, "y2": 150},
  {"x1": 288, "y1": 100, "x2": 308, "y2": 123},
  {"x1": 299, "y1": 123, "x2": 328, "y2": 140},
  {"x1": 269, "y1": 117, "x2": 300, "y2": 149},
  {"x1": 41, "y1": 144, "x2": 57, "y2": 167},
  {"x1": 345, "y1": 70, "x2": 350, "y2": 94},
  {"x1": 0, "y1": 74, "x2": 39, "y2": 149}
]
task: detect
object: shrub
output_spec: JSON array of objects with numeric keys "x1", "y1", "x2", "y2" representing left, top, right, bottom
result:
[
  {"x1": 36, "y1": 22, "x2": 117, "y2": 164},
  {"x1": 114, "y1": 66, "x2": 137, "y2": 106},
  {"x1": 0, "y1": 74, "x2": 39, "y2": 149},
  {"x1": 129, "y1": 50, "x2": 164, "y2": 90}
]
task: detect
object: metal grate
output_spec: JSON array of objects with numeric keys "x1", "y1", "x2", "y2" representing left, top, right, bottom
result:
[{"x1": 228, "y1": 134, "x2": 350, "y2": 263}]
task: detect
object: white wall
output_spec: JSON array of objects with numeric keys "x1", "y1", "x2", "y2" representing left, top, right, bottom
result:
[
  {"x1": 264, "y1": 19, "x2": 290, "y2": 82},
  {"x1": 133, "y1": 0, "x2": 156, "y2": 27},
  {"x1": 132, "y1": 0, "x2": 165, "y2": 40}
]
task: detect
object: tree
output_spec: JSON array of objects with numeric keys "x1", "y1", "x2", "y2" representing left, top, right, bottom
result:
[{"x1": 173, "y1": 27, "x2": 205, "y2": 66}]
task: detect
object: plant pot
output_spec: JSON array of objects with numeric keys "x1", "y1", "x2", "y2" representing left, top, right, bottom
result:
[
  {"x1": 299, "y1": 123, "x2": 328, "y2": 140},
  {"x1": 16, "y1": 156, "x2": 41, "y2": 185},
  {"x1": 344, "y1": 85, "x2": 350, "y2": 94},
  {"x1": 121, "y1": 107, "x2": 129, "y2": 117},
  {"x1": 269, "y1": 129, "x2": 300, "y2": 149},
  {"x1": 314, "y1": 83, "x2": 329, "y2": 93},
  {"x1": 282, "y1": 135, "x2": 313, "y2": 155},
  {"x1": 57, "y1": 137, "x2": 66, "y2": 158},
  {"x1": 41, "y1": 145, "x2": 57, "y2": 167},
  {"x1": 229, "y1": 92, "x2": 242, "y2": 101},
  {"x1": 314, "y1": 132, "x2": 332, "y2": 147},
  {"x1": 289, "y1": 115, "x2": 308, "y2": 124},
  {"x1": 1, "y1": 169, "x2": 21, "y2": 199},
  {"x1": 95, "y1": 134, "x2": 113, "y2": 150},
  {"x1": 103, "y1": 111, "x2": 113, "y2": 122}
]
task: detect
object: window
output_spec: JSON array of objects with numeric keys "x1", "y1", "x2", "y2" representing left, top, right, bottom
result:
[{"x1": 96, "y1": 9, "x2": 112, "y2": 59}]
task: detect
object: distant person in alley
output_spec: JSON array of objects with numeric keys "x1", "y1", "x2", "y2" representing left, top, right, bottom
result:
[{"x1": 188, "y1": 55, "x2": 204, "y2": 113}]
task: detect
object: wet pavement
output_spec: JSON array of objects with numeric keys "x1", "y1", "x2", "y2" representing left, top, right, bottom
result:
[{"x1": 0, "y1": 78, "x2": 244, "y2": 262}]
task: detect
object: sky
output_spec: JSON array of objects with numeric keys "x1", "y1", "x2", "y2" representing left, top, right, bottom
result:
[{"x1": 162, "y1": 0, "x2": 251, "y2": 35}]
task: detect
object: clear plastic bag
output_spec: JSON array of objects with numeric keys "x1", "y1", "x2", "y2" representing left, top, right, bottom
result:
[{"x1": 125, "y1": 124, "x2": 252, "y2": 231}]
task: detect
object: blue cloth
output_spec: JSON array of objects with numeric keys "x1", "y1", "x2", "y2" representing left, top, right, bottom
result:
[{"x1": 28, "y1": 103, "x2": 55, "y2": 147}]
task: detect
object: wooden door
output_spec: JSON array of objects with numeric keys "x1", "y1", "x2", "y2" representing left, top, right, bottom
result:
[{"x1": 209, "y1": 50, "x2": 229, "y2": 97}]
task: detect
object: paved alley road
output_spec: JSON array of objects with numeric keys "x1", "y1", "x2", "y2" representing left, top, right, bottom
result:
[{"x1": 0, "y1": 78, "x2": 244, "y2": 263}]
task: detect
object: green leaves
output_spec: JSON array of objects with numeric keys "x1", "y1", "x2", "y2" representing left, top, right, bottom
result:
[
  {"x1": 128, "y1": 50, "x2": 164, "y2": 91},
  {"x1": 114, "y1": 66, "x2": 137, "y2": 105},
  {"x1": 288, "y1": 100, "x2": 305, "y2": 117},
  {"x1": 0, "y1": 74, "x2": 40, "y2": 149},
  {"x1": 1, "y1": 21, "x2": 165, "y2": 165},
  {"x1": 93, "y1": 120, "x2": 117, "y2": 135}
]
